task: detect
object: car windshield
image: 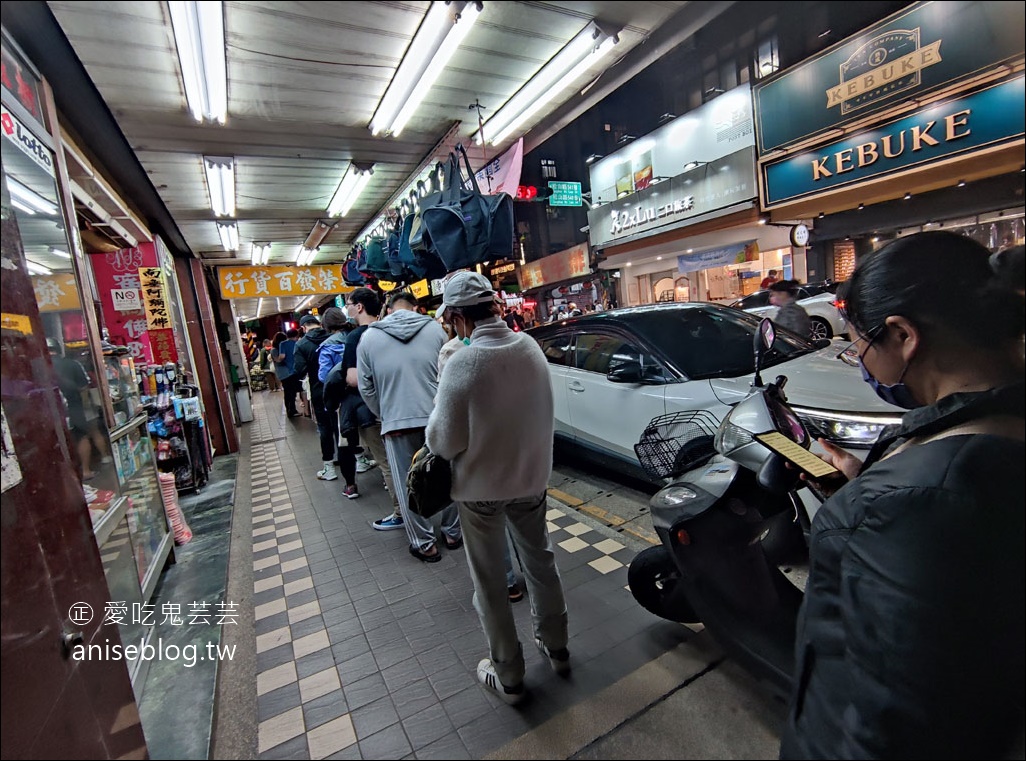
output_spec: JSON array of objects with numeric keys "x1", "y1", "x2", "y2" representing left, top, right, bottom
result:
[{"x1": 625, "y1": 305, "x2": 815, "y2": 379}]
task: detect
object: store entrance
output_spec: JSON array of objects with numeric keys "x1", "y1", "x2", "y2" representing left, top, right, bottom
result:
[{"x1": 2, "y1": 143, "x2": 146, "y2": 757}]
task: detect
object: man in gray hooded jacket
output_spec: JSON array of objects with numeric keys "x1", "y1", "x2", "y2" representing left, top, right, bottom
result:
[{"x1": 357, "y1": 292, "x2": 460, "y2": 562}]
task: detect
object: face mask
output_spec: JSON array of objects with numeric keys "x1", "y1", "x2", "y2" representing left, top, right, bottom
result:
[
  {"x1": 462, "y1": 337, "x2": 471, "y2": 346},
  {"x1": 857, "y1": 356, "x2": 921, "y2": 409}
]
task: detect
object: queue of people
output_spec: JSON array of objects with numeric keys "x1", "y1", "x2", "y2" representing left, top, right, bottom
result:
[{"x1": 236, "y1": 233, "x2": 1023, "y2": 743}]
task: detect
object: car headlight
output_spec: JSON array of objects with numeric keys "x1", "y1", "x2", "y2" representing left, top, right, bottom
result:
[
  {"x1": 653, "y1": 485, "x2": 699, "y2": 506},
  {"x1": 714, "y1": 421, "x2": 754, "y2": 455},
  {"x1": 793, "y1": 407, "x2": 901, "y2": 449}
]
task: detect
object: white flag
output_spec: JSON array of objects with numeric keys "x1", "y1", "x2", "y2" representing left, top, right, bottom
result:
[{"x1": 474, "y1": 138, "x2": 523, "y2": 196}]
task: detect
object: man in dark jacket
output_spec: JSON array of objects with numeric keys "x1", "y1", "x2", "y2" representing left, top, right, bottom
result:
[{"x1": 293, "y1": 313, "x2": 335, "y2": 480}]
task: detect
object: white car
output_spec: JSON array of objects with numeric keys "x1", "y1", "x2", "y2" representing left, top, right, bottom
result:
[
  {"x1": 731, "y1": 283, "x2": 847, "y2": 341},
  {"x1": 529, "y1": 303, "x2": 899, "y2": 483}
]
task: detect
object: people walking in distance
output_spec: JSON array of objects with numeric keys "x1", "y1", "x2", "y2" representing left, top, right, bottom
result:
[
  {"x1": 271, "y1": 331, "x2": 301, "y2": 416},
  {"x1": 780, "y1": 231, "x2": 1025, "y2": 759},
  {"x1": 769, "y1": 280, "x2": 812, "y2": 339},
  {"x1": 314, "y1": 307, "x2": 360, "y2": 497},
  {"x1": 258, "y1": 338, "x2": 279, "y2": 391},
  {"x1": 294, "y1": 314, "x2": 347, "y2": 483},
  {"x1": 357, "y1": 291, "x2": 458, "y2": 560},
  {"x1": 426, "y1": 272, "x2": 569, "y2": 705}
]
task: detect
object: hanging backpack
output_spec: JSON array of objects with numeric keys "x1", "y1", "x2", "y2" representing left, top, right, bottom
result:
[
  {"x1": 386, "y1": 217, "x2": 404, "y2": 279},
  {"x1": 363, "y1": 237, "x2": 391, "y2": 279}
]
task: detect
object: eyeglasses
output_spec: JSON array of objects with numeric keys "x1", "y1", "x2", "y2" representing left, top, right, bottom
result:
[{"x1": 836, "y1": 323, "x2": 884, "y2": 366}]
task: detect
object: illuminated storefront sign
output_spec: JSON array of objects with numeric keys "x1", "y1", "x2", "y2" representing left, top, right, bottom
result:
[
  {"x1": 217, "y1": 265, "x2": 348, "y2": 299},
  {"x1": 762, "y1": 77, "x2": 1025, "y2": 207}
]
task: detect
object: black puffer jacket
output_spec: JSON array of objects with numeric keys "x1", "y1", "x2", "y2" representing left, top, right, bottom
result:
[
  {"x1": 292, "y1": 327, "x2": 329, "y2": 402},
  {"x1": 781, "y1": 382, "x2": 1025, "y2": 760}
]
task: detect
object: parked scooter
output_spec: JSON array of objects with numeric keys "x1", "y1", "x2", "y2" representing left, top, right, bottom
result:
[{"x1": 628, "y1": 319, "x2": 826, "y2": 697}]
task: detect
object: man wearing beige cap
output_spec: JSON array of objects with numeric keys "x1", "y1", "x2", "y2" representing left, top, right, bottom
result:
[{"x1": 426, "y1": 271, "x2": 569, "y2": 705}]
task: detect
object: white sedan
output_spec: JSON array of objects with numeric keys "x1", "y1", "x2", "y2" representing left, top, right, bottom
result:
[
  {"x1": 529, "y1": 303, "x2": 898, "y2": 483},
  {"x1": 731, "y1": 283, "x2": 847, "y2": 341}
]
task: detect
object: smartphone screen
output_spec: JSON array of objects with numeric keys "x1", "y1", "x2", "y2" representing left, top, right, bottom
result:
[{"x1": 755, "y1": 431, "x2": 841, "y2": 479}]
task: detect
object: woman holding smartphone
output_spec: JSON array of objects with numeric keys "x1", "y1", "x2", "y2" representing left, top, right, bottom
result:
[{"x1": 781, "y1": 231, "x2": 1024, "y2": 760}]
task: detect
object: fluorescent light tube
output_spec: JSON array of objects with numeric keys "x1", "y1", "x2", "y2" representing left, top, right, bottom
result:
[
  {"x1": 50, "y1": 248, "x2": 72, "y2": 259},
  {"x1": 217, "y1": 221, "x2": 239, "y2": 251},
  {"x1": 251, "y1": 244, "x2": 261, "y2": 266},
  {"x1": 26, "y1": 260, "x2": 53, "y2": 275},
  {"x1": 297, "y1": 247, "x2": 315, "y2": 266},
  {"x1": 257, "y1": 298, "x2": 264, "y2": 317},
  {"x1": 370, "y1": 2, "x2": 453, "y2": 136},
  {"x1": 261, "y1": 244, "x2": 271, "y2": 266},
  {"x1": 327, "y1": 165, "x2": 374, "y2": 217},
  {"x1": 8, "y1": 177, "x2": 59, "y2": 214},
  {"x1": 169, "y1": 1, "x2": 228, "y2": 124},
  {"x1": 489, "y1": 35, "x2": 617, "y2": 146},
  {"x1": 204, "y1": 155, "x2": 235, "y2": 217},
  {"x1": 389, "y1": 3, "x2": 481, "y2": 137}
]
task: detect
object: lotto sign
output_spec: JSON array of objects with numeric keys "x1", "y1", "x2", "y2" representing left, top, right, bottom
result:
[
  {"x1": 112, "y1": 288, "x2": 143, "y2": 312},
  {"x1": 217, "y1": 265, "x2": 350, "y2": 299}
]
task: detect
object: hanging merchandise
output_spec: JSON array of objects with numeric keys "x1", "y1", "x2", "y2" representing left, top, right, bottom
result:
[
  {"x1": 343, "y1": 247, "x2": 366, "y2": 286},
  {"x1": 362, "y1": 236, "x2": 392, "y2": 279},
  {"x1": 418, "y1": 144, "x2": 514, "y2": 271},
  {"x1": 386, "y1": 216, "x2": 405, "y2": 279}
]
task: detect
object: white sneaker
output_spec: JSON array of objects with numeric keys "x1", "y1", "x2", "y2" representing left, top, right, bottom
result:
[
  {"x1": 355, "y1": 454, "x2": 376, "y2": 473},
  {"x1": 317, "y1": 463, "x2": 338, "y2": 481},
  {"x1": 476, "y1": 658, "x2": 525, "y2": 705}
]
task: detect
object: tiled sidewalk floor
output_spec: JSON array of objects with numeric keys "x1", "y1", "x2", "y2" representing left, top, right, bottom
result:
[{"x1": 242, "y1": 391, "x2": 695, "y2": 760}]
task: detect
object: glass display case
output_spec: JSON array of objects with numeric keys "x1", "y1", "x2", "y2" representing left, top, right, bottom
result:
[
  {"x1": 104, "y1": 350, "x2": 143, "y2": 429},
  {"x1": 111, "y1": 420, "x2": 171, "y2": 600}
]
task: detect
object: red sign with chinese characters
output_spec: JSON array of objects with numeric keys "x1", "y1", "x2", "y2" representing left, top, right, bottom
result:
[
  {"x1": 149, "y1": 328, "x2": 177, "y2": 364},
  {"x1": 90, "y1": 244, "x2": 158, "y2": 363}
]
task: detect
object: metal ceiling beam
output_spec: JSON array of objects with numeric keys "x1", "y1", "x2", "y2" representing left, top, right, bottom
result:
[{"x1": 2, "y1": 1, "x2": 193, "y2": 257}]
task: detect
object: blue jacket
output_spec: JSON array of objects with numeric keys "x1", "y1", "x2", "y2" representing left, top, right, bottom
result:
[
  {"x1": 272, "y1": 340, "x2": 296, "y2": 380},
  {"x1": 318, "y1": 331, "x2": 348, "y2": 384}
]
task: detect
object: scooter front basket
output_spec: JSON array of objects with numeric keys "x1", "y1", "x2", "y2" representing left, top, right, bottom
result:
[{"x1": 634, "y1": 410, "x2": 720, "y2": 480}]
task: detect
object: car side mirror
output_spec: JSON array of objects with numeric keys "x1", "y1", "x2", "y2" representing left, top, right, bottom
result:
[{"x1": 607, "y1": 362, "x2": 645, "y2": 384}]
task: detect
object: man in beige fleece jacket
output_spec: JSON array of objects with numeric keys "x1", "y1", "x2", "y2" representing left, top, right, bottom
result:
[{"x1": 425, "y1": 272, "x2": 569, "y2": 705}]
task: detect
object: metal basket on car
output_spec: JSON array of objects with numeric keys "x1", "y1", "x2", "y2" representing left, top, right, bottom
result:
[{"x1": 634, "y1": 410, "x2": 721, "y2": 480}]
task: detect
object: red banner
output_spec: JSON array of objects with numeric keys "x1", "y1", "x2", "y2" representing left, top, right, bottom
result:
[{"x1": 90, "y1": 243, "x2": 158, "y2": 363}]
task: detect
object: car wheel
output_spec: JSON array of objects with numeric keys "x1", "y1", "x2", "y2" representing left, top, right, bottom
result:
[
  {"x1": 628, "y1": 546, "x2": 700, "y2": 623},
  {"x1": 809, "y1": 317, "x2": 832, "y2": 341}
]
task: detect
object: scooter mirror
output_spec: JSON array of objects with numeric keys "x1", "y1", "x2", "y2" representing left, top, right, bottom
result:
[
  {"x1": 759, "y1": 319, "x2": 775, "y2": 350},
  {"x1": 753, "y1": 318, "x2": 775, "y2": 387}
]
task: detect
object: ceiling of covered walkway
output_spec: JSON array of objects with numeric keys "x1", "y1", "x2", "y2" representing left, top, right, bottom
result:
[{"x1": 39, "y1": 0, "x2": 734, "y2": 281}]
